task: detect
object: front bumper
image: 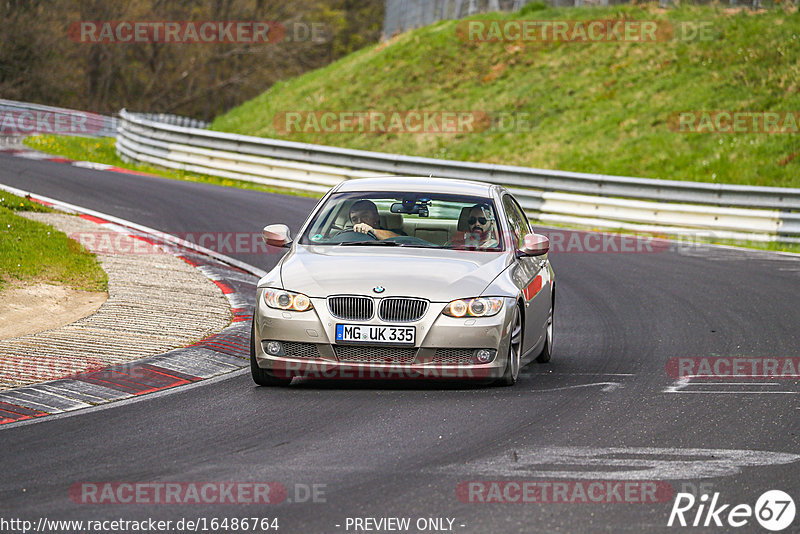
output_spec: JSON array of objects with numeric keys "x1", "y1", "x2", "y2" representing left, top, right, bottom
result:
[{"x1": 253, "y1": 292, "x2": 515, "y2": 380}]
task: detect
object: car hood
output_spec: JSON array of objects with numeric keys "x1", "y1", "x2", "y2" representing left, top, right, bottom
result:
[{"x1": 279, "y1": 245, "x2": 511, "y2": 301}]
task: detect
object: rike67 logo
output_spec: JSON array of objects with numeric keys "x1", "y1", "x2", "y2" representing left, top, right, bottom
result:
[{"x1": 668, "y1": 490, "x2": 795, "y2": 531}]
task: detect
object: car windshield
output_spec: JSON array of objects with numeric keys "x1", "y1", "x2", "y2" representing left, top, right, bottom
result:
[{"x1": 300, "y1": 192, "x2": 504, "y2": 251}]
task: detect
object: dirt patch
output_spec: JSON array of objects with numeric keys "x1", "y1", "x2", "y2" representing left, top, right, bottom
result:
[{"x1": 0, "y1": 281, "x2": 107, "y2": 340}]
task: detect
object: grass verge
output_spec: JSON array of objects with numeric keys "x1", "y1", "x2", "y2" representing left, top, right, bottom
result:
[{"x1": 0, "y1": 191, "x2": 107, "y2": 293}]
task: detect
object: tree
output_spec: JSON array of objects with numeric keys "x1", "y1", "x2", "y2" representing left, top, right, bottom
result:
[{"x1": 0, "y1": 0, "x2": 384, "y2": 119}]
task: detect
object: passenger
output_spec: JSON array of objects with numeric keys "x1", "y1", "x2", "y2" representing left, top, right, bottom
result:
[
  {"x1": 349, "y1": 199, "x2": 401, "y2": 240},
  {"x1": 449, "y1": 204, "x2": 499, "y2": 249}
]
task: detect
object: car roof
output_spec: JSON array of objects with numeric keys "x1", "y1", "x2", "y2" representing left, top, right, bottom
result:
[{"x1": 334, "y1": 176, "x2": 500, "y2": 197}]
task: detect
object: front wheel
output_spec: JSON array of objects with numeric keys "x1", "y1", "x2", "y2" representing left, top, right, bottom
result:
[
  {"x1": 250, "y1": 319, "x2": 292, "y2": 387},
  {"x1": 496, "y1": 307, "x2": 523, "y2": 386}
]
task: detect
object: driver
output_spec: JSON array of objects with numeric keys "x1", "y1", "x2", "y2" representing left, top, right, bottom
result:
[{"x1": 349, "y1": 199, "x2": 401, "y2": 240}]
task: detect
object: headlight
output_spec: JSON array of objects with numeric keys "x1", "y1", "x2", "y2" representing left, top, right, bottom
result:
[
  {"x1": 264, "y1": 288, "x2": 313, "y2": 311},
  {"x1": 443, "y1": 297, "x2": 503, "y2": 317}
]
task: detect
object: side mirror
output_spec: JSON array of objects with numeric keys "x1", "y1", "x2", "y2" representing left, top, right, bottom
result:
[
  {"x1": 262, "y1": 224, "x2": 292, "y2": 248},
  {"x1": 519, "y1": 233, "x2": 549, "y2": 257}
]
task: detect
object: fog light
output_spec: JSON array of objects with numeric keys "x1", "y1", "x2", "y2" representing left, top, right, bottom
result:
[
  {"x1": 475, "y1": 349, "x2": 495, "y2": 363},
  {"x1": 265, "y1": 341, "x2": 283, "y2": 356}
]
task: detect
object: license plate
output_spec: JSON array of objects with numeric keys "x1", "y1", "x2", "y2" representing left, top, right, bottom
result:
[{"x1": 336, "y1": 324, "x2": 415, "y2": 345}]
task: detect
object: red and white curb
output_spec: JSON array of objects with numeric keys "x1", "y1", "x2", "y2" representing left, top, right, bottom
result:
[{"x1": 0, "y1": 184, "x2": 264, "y2": 427}]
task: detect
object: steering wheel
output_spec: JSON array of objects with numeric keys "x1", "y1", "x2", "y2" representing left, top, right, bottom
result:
[{"x1": 327, "y1": 229, "x2": 378, "y2": 243}]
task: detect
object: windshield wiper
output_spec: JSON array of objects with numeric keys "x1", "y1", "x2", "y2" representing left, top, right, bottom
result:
[
  {"x1": 339, "y1": 240, "x2": 404, "y2": 246},
  {"x1": 338, "y1": 242, "x2": 447, "y2": 249}
]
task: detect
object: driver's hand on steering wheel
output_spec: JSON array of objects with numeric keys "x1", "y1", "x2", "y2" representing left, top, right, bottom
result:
[{"x1": 354, "y1": 223, "x2": 374, "y2": 234}]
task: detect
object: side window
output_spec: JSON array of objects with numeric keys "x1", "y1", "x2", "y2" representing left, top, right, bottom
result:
[
  {"x1": 502, "y1": 195, "x2": 531, "y2": 249},
  {"x1": 511, "y1": 197, "x2": 532, "y2": 235}
]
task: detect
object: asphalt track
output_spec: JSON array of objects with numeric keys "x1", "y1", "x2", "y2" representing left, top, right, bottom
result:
[{"x1": 1, "y1": 153, "x2": 799, "y2": 533}]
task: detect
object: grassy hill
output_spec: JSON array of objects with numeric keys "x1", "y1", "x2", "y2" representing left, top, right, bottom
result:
[{"x1": 211, "y1": 3, "x2": 800, "y2": 188}]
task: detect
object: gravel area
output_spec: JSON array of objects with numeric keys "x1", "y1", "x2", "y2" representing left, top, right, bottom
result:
[{"x1": 0, "y1": 212, "x2": 232, "y2": 390}]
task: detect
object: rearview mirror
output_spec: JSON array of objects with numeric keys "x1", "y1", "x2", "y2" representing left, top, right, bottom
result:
[
  {"x1": 262, "y1": 224, "x2": 292, "y2": 248},
  {"x1": 519, "y1": 233, "x2": 549, "y2": 256},
  {"x1": 391, "y1": 201, "x2": 429, "y2": 217}
]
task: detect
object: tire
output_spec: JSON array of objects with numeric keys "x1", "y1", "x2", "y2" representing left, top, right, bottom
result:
[
  {"x1": 535, "y1": 295, "x2": 554, "y2": 364},
  {"x1": 250, "y1": 319, "x2": 292, "y2": 387},
  {"x1": 496, "y1": 306, "x2": 523, "y2": 386}
]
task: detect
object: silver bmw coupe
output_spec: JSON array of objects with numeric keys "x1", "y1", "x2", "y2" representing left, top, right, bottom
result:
[{"x1": 250, "y1": 177, "x2": 555, "y2": 386}]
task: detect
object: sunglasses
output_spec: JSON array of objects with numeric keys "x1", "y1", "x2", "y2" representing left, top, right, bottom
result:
[{"x1": 468, "y1": 217, "x2": 488, "y2": 225}]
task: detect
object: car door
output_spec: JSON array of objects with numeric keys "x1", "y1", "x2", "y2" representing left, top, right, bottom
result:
[{"x1": 502, "y1": 194, "x2": 552, "y2": 356}]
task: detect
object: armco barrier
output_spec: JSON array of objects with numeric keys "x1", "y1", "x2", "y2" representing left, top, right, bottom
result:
[
  {"x1": 110, "y1": 108, "x2": 794, "y2": 243},
  {"x1": 0, "y1": 99, "x2": 116, "y2": 138}
]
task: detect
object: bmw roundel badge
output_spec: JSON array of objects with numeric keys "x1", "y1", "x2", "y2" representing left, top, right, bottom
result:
[{"x1": 373, "y1": 286, "x2": 386, "y2": 294}]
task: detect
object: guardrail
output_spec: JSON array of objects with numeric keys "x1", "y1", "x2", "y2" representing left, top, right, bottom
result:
[
  {"x1": 136, "y1": 113, "x2": 209, "y2": 129},
  {"x1": 0, "y1": 99, "x2": 116, "y2": 138},
  {"x1": 117, "y1": 109, "x2": 800, "y2": 243}
]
